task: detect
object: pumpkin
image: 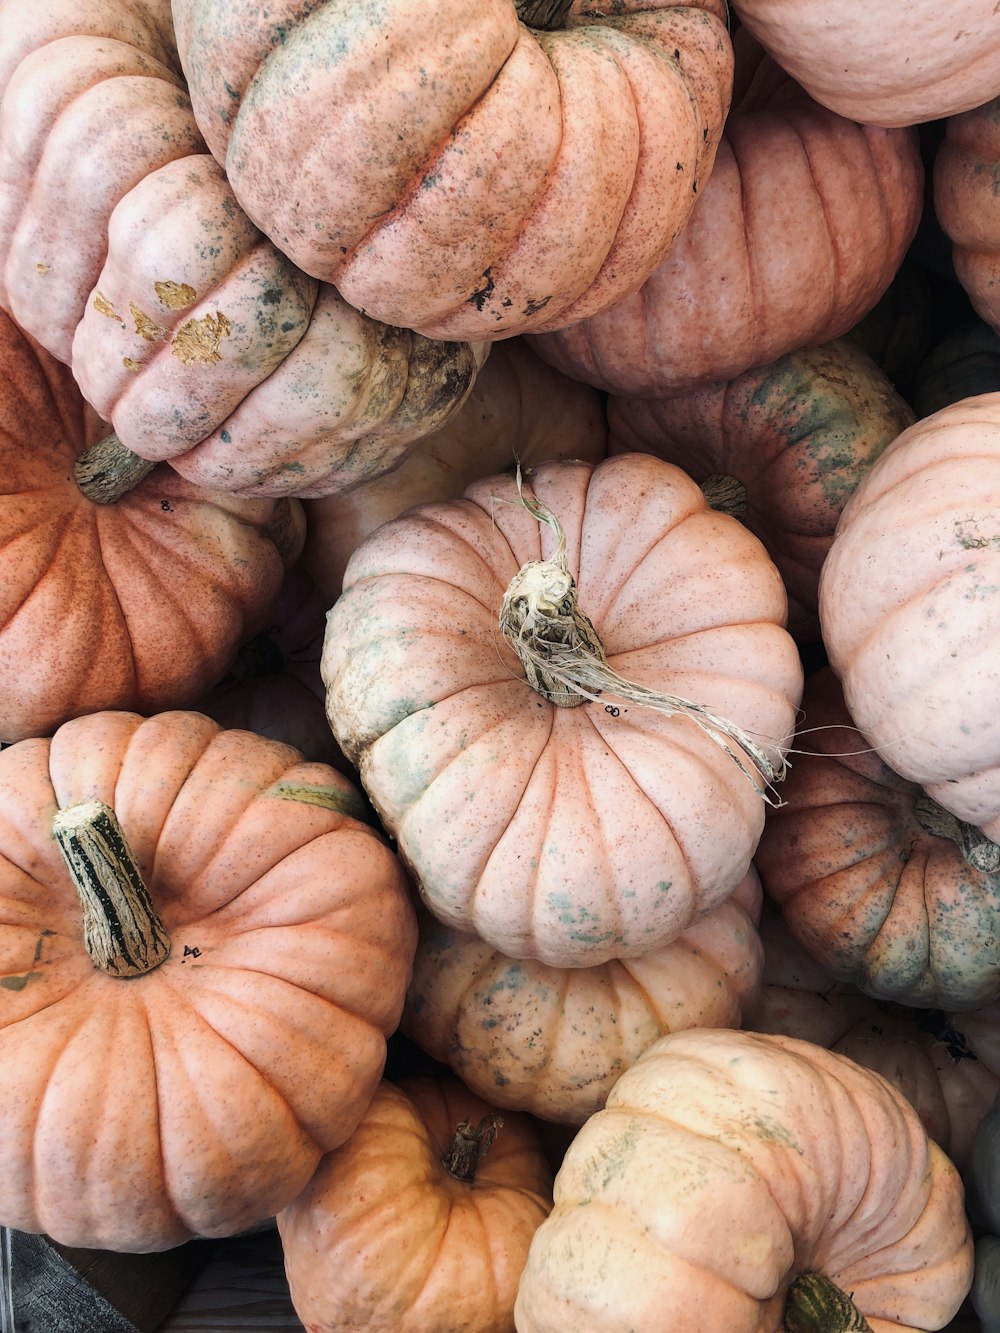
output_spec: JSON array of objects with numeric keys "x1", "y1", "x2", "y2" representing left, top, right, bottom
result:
[
  {"x1": 172, "y1": 0, "x2": 734, "y2": 340},
  {"x1": 729, "y1": 0, "x2": 1000, "y2": 128},
  {"x1": 935, "y1": 97, "x2": 1000, "y2": 336},
  {"x1": 303, "y1": 337, "x2": 608, "y2": 603},
  {"x1": 817, "y1": 394, "x2": 1000, "y2": 849},
  {"x1": 607, "y1": 337, "x2": 915, "y2": 640},
  {"x1": 527, "y1": 39, "x2": 923, "y2": 398},
  {"x1": 322, "y1": 453, "x2": 803, "y2": 968},
  {"x1": 972, "y1": 1236, "x2": 1000, "y2": 1333},
  {"x1": 910, "y1": 322, "x2": 1000, "y2": 419},
  {"x1": 278, "y1": 1075, "x2": 553, "y2": 1332},
  {"x1": 756, "y1": 667, "x2": 1000, "y2": 1011},
  {"x1": 514, "y1": 1027, "x2": 974, "y2": 1332},
  {"x1": 402, "y1": 868, "x2": 764, "y2": 1125},
  {"x1": 749, "y1": 909, "x2": 1000, "y2": 1172},
  {"x1": 0, "y1": 709, "x2": 417, "y2": 1250},
  {"x1": 0, "y1": 306, "x2": 305, "y2": 744}
]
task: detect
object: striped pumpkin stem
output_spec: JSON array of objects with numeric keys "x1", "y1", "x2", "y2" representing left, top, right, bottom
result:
[{"x1": 785, "y1": 1272, "x2": 873, "y2": 1332}]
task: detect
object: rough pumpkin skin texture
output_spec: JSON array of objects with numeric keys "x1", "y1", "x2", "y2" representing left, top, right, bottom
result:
[
  {"x1": 278, "y1": 1076, "x2": 553, "y2": 1333},
  {"x1": 0, "y1": 307, "x2": 304, "y2": 742},
  {"x1": 529, "y1": 45, "x2": 923, "y2": 397},
  {"x1": 818, "y1": 394, "x2": 1000, "y2": 846},
  {"x1": 935, "y1": 96, "x2": 1000, "y2": 337},
  {"x1": 607, "y1": 337, "x2": 915, "y2": 641},
  {"x1": 0, "y1": 711, "x2": 417, "y2": 1251},
  {"x1": 322, "y1": 454, "x2": 803, "y2": 968},
  {"x1": 755, "y1": 669, "x2": 1000, "y2": 1013},
  {"x1": 514, "y1": 1028, "x2": 974, "y2": 1333},
  {"x1": 402, "y1": 868, "x2": 764, "y2": 1125},
  {"x1": 173, "y1": 0, "x2": 734, "y2": 340}
]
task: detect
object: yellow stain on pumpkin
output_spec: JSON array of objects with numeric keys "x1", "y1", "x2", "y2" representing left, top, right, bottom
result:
[
  {"x1": 171, "y1": 311, "x2": 232, "y2": 365},
  {"x1": 122, "y1": 357, "x2": 140, "y2": 372},
  {"x1": 93, "y1": 291, "x2": 121, "y2": 320},
  {"x1": 154, "y1": 279, "x2": 197, "y2": 309},
  {"x1": 130, "y1": 302, "x2": 167, "y2": 342},
  {"x1": 35, "y1": 262, "x2": 50, "y2": 275}
]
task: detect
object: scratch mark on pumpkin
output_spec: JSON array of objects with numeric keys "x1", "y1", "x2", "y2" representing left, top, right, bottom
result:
[
  {"x1": 93, "y1": 291, "x2": 121, "y2": 321},
  {"x1": 170, "y1": 311, "x2": 232, "y2": 365},
  {"x1": 122, "y1": 357, "x2": 140, "y2": 372},
  {"x1": 154, "y1": 279, "x2": 198, "y2": 309},
  {"x1": 269, "y1": 780, "x2": 372, "y2": 824},
  {"x1": 130, "y1": 303, "x2": 167, "y2": 342}
]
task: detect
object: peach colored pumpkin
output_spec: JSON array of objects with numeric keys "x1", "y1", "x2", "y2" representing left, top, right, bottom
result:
[
  {"x1": 607, "y1": 337, "x2": 915, "y2": 640},
  {"x1": 172, "y1": 0, "x2": 734, "y2": 340},
  {"x1": 755, "y1": 669, "x2": 1000, "y2": 1012},
  {"x1": 935, "y1": 96, "x2": 1000, "y2": 335},
  {"x1": 402, "y1": 869, "x2": 764, "y2": 1125},
  {"x1": 322, "y1": 453, "x2": 803, "y2": 968},
  {"x1": 0, "y1": 710, "x2": 417, "y2": 1250},
  {"x1": 278, "y1": 1076, "x2": 553, "y2": 1333},
  {"x1": 0, "y1": 307, "x2": 304, "y2": 744},
  {"x1": 303, "y1": 337, "x2": 608, "y2": 602},
  {"x1": 515, "y1": 1027, "x2": 974, "y2": 1333},
  {"x1": 731, "y1": 0, "x2": 1000, "y2": 128},
  {"x1": 749, "y1": 910, "x2": 1000, "y2": 1172},
  {"x1": 818, "y1": 395, "x2": 1000, "y2": 847},
  {"x1": 528, "y1": 43, "x2": 923, "y2": 397}
]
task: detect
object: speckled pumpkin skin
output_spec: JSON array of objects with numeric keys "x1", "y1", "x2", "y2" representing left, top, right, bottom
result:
[
  {"x1": 935, "y1": 96, "x2": 1000, "y2": 336},
  {"x1": 0, "y1": 711, "x2": 417, "y2": 1251},
  {"x1": 0, "y1": 308, "x2": 304, "y2": 743},
  {"x1": 818, "y1": 395, "x2": 1000, "y2": 846},
  {"x1": 514, "y1": 1028, "x2": 974, "y2": 1333},
  {"x1": 322, "y1": 454, "x2": 803, "y2": 968},
  {"x1": 173, "y1": 0, "x2": 734, "y2": 340}
]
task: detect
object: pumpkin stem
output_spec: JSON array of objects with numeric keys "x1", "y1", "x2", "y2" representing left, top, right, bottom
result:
[
  {"x1": 784, "y1": 1272, "x2": 873, "y2": 1332},
  {"x1": 442, "y1": 1113, "x2": 503, "y2": 1182},
  {"x1": 75, "y1": 432, "x2": 157, "y2": 504},
  {"x1": 912, "y1": 793, "x2": 1000, "y2": 874},
  {"x1": 514, "y1": 0, "x2": 575, "y2": 29},
  {"x1": 499, "y1": 467, "x2": 786, "y2": 801},
  {"x1": 701, "y1": 472, "x2": 749, "y2": 521},
  {"x1": 53, "y1": 799, "x2": 171, "y2": 978}
]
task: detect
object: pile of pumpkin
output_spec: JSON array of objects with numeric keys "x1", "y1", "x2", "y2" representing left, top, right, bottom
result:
[{"x1": 2, "y1": 0, "x2": 1000, "y2": 1329}]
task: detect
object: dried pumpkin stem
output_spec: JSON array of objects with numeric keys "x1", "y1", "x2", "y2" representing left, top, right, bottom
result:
[
  {"x1": 514, "y1": 0, "x2": 575, "y2": 29},
  {"x1": 913, "y1": 793, "x2": 1000, "y2": 874},
  {"x1": 701, "y1": 472, "x2": 749, "y2": 521},
  {"x1": 784, "y1": 1272, "x2": 873, "y2": 1332},
  {"x1": 53, "y1": 799, "x2": 171, "y2": 978},
  {"x1": 499, "y1": 469, "x2": 786, "y2": 801},
  {"x1": 442, "y1": 1113, "x2": 503, "y2": 1182},
  {"x1": 75, "y1": 432, "x2": 157, "y2": 504}
]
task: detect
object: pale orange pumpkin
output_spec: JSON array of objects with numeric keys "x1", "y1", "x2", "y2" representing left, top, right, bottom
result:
[
  {"x1": 0, "y1": 307, "x2": 304, "y2": 743},
  {"x1": 173, "y1": 0, "x2": 734, "y2": 340},
  {"x1": 0, "y1": 710, "x2": 417, "y2": 1250},
  {"x1": 402, "y1": 869, "x2": 764, "y2": 1125},
  {"x1": 322, "y1": 453, "x2": 802, "y2": 968},
  {"x1": 278, "y1": 1075, "x2": 553, "y2": 1333},
  {"x1": 529, "y1": 42, "x2": 923, "y2": 397},
  {"x1": 935, "y1": 96, "x2": 1000, "y2": 336},
  {"x1": 515, "y1": 1028, "x2": 975, "y2": 1332}
]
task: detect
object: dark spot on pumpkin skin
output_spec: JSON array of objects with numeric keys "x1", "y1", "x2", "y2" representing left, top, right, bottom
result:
[
  {"x1": 468, "y1": 269, "x2": 495, "y2": 310},
  {"x1": 1, "y1": 971, "x2": 43, "y2": 991}
]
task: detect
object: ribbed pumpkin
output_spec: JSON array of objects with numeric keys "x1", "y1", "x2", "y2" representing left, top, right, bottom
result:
[
  {"x1": 402, "y1": 869, "x2": 764, "y2": 1125},
  {"x1": 935, "y1": 96, "x2": 1000, "y2": 336},
  {"x1": 514, "y1": 1027, "x2": 974, "y2": 1332},
  {"x1": 755, "y1": 668, "x2": 1000, "y2": 1012},
  {"x1": 528, "y1": 41, "x2": 923, "y2": 398},
  {"x1": 172, "y1": 0, "x2": 734, "y2": 340},
  {"x1": 607, "y1": 337, "x2": 915, "y2": 640},
  {"x1": 278, "y1": 1076, "x2": 553, "y2": 1333},
  {"x1": 303, "y1": 337, "x2": 608, "y2": 602},
  {"x1": 322, "y1": 453, "x2": 802, "y2": 968},
  {"x1": 818, "y1": 394, "x2": 1000, "y2": 849},
  {"x1": 0, "y1": 306, "x2": 304, "y2": 744},
  {"x1": 0, "y1": 710, "x2": 417, "y2": 1250}
]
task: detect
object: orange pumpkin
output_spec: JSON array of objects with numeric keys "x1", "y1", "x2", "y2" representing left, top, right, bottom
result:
[
  {"x1": 0, "y1": 307, "x2": 304, "y2": 743},
  {"x1": 935, "y1": 96, "x2": 1000, "y2": 336},
  {"x1": 0, "y1": 710, "x2": 417, "y2": 1250},
  {"x1": 173, "y1": 0, "x2": 734, "y2": 339},
  {"x1": 515, "y1": 1028, "x2": 974, "y2": 1332},
  {"x1": 322, "y1": 454, "x2": 802, "y2": 968},
  {"x1": 278, "y1": 1076, "x2": 553, "y2": 1332}
]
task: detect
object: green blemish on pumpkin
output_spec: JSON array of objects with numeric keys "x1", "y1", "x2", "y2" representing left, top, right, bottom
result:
[
  {"x1": 1, "y1": 971, "x2": 43, "y2": 992},
  {"x1": 269, "y1": 781, "x2": 371, "y2": 823},
  {"x1": 33, "y1": 929, "x2": 55, "y2": 963},
  {"x1": 546, "y1": 892, "x2": 616, "y2": 946},
  {"x1": 747, "y1": 1113, "x2": 804, "y2": 1154}
]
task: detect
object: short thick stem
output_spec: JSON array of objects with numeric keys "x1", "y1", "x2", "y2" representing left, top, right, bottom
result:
[
  {"x1": 514, "y1": 0, "x2": 575, "y2": 29},
  {"x1": 441, "y1": 1113, "x2": 503, "y2": 1182},
  {"x1": 701, "y1": 472, "x2": 749, "y2": 521},
  {"x1": 913, "y1": 792, "x2": 1000, "y2": 874},
  {"x1": 75, "y1": 433, "x2": 157, "y2": 504},
  {"x1": 53, "y1": 799, "x2": 171, "y2": 978},
  {"x1": 784, "y1": 1272, "x2": 873, "y2": 1332}
]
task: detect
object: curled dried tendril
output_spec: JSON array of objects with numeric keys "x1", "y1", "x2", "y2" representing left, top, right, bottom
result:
[{"x1": 498, "y1": 468, "x2": 787, "y2": 803}]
